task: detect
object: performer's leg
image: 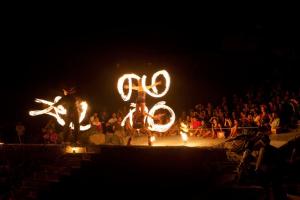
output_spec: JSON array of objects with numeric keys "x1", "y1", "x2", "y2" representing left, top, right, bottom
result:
[
  {"x1": 136, "y1": 102, "x2": 141, "y2": 113},
  {"x1": 148, "y1": 136, "x2": 152, "y2": 146},
  {"x1": 63, "y1": 117, "x2": 71, "y2": 143},
  {"x1": 73, "y1": 114, "x2": 80, "y2": 145},
  {"x1": 141, "y1": 103, "x2": 145, "y2": 115},
  {"x1": 127, "y1": 136, "x2": 132, "y2": 146},
  {"x1": 146, "y1": 130, "x2": 152, "y2": 146}
]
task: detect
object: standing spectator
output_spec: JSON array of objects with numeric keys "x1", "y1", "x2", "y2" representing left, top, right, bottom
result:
[{"x1": 15, "y1": 122, "x2": 26, "y2": 144}]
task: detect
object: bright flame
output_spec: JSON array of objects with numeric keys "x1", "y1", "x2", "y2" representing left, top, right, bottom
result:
[
  {"x1": 79, "y1": 102, "x2": 88, "y2": 122},
  {"x1": 121, "y1": 107, "x2": 135, "y2": 127},
  {"x1": 117, "y1": 73, "x2": 140, "y2": 101},
  {"x1": 150, "y1": 135, "x2": 156, "y2": 142},
  {"x1": 180, "y1": 122, "x2": 189, "y2": 133},
  {"x1": 147, "y1": 101, "x2": 175, "y2": 132},
  {"x1": 118, "y1": 70, "x2": 175, "y2": 133},
  {"x1": 29, "y1": 96, "x2": 90, "y2": 131},
  {"x1": 29, "y1": 96, "x2": 66, "y2": 127},
  {"x1": 121, "y1": 102, "x2": 175, "y2": 133},
  {"x1": 180, "y1": 131, "x2": 188, "y2": 142},
  {"x1": 72, "y1": 147, "x2": 77, "y2": 153},
  {"x1": 142, "y1": 70, "x2": 170, "y2": 98},
  {"x1": 117, "y1": 70, "x2": 171, "y2": 100},
  {"x1": 121, "y1": 104, "x2": 149, "y2": 127}
]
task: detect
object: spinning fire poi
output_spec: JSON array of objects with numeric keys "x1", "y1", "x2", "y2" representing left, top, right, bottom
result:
[
  {"x1": 117, "y1": 70, "x2": 175, "y2": 145},
  {"x1": 29, "y1": 88, "x2": 91, "y2": 145}
]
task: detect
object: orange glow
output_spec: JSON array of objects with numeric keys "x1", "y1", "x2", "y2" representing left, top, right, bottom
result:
[
  {"x1": 126, "y1": 135, "x2": 225, "y2": 147},
  {"x1": 150, "y1": 135, "x2": 156, "y2": 143},
  {"x1": 65, "y1": 146, "x2": 86, "y2": 153},
  {"x1": 180, "y1": 131, "x2": 188, "y2": 142}
]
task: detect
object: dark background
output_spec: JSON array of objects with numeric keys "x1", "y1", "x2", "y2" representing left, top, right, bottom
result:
[{"x1": 1, "y1": 13, "x2": 300, "y2": 128}]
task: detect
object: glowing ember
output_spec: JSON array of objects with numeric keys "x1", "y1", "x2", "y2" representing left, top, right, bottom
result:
[
  {"x1": 150, "y1": 135, "x2": 156, "y2": 143},
  {"x1": 65, "y1": 146, "x2": 86, "y2": 153},
  {"x1": 180, "y1": 131, "x2": 188, "y2": 142},
  {"x1": 180, "y1": 122, "x2": 189, "y2": 133},
  {"x1": 29, "y1": 96, "x2": 91, "y2": 131},
  {"x1": 117, "y1": 74, "x2": 140, "y2": 101}
]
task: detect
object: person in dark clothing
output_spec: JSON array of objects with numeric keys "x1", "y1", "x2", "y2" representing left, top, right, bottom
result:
[
  {"x1": 56, "y1": 88, "x2": 80, "y2": 145},
  {"x1": 100, "y1": 111, "x2": 108, "y2": 134},
  {"x1": 280, "y1": 96, "x2": 294, "y2": 131},
  {"x1": 132, "y1": 109, "x2": 145, "y2": 129}
]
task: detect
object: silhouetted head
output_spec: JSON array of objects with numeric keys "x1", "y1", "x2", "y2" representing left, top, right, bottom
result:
[{"x1": 62, "y1": 87, "x2": 76, "y2": 95}]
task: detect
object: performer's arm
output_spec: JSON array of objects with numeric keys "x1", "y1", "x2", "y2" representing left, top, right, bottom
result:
[
  {"x1": 132, "y1": 85, "x2": 139, "y2": 90},
  {"x1": 146, "y1": 113, "x2": 164, "y2": 120},
  {"x1": 124, "y1": 84, "x2": 139, "y2": 90},
  {"x1": 145, "y1": 112, "x2": 154, "y2": 119},
  {"x1": 146, "y1": 81, "x2": 162, "y2": 89}
]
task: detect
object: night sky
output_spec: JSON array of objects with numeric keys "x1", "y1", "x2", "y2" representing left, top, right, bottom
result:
[{"x1": 1, "y1": 14, "x2": 300, "y2": 127}]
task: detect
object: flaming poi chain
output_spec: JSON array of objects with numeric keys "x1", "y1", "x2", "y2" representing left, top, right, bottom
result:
[
  {"x1": 29, "y1": 96, "x2": 91, "y2": 131},
  {"x1": 118, "y1": 70, "x2": 175, "y2": 132}
]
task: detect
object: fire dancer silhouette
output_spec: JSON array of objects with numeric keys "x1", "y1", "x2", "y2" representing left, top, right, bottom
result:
[
  {"x1": 131, "y1": 79, "x2": 162, "y2": 128},
  {"x1": 125, "y1": 79, "x2": 162, "y2": 145},
  {"x1": 55, "y1": 87, "x2": 80, "y2": 145}
]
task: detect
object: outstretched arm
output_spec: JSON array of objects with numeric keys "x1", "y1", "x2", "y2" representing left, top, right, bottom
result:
[
  {"x1": 146, "y1": 81, "x2": 162, "y2": 89},
  {"x1": 124, "y1": 84, "x2": 139, "y2": 90},
  {"x1": 146, "y1": 113, "x2": 164, "y2": 120}
]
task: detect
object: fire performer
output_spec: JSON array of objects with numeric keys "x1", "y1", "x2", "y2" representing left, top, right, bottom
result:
[
  {"x1": 119, "y1": 70, "x2": 175, "y2": 146},
  {"x1": 130, "y1": 79, "x2": 162, "y2": 129},
  {"x1": 124, "y1": 79, "x2": 161, "y2": 145},
  {"x1": 54, "y1": 87, "x2": 80, "y2": 145}
]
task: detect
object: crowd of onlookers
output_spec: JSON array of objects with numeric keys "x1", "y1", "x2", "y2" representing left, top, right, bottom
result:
[
  {"x1": 1, "y1": 81, "x2": 299, "y2": 144},
  {"x1": 50, "y1": 81, "x2": 300, "y2": 143},
  {"x1": 176, "y1": 83, "x2": 299, "y2": 139},
  {"x1": 92, "y1": 81, "x2": 299, "y2": 140}
]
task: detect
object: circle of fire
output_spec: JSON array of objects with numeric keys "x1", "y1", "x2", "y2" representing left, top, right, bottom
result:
[{"x1": 118, "y1": 70, "x2": 175, "y2": 133}]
